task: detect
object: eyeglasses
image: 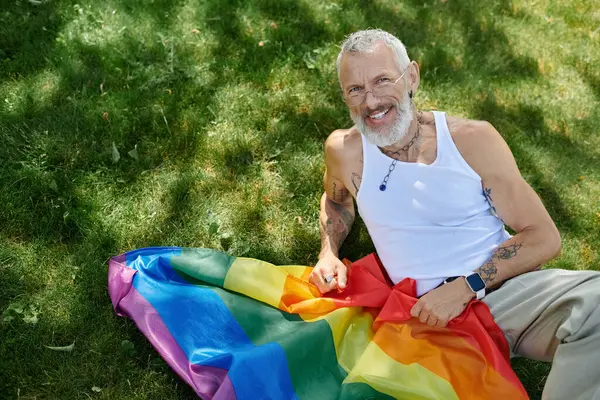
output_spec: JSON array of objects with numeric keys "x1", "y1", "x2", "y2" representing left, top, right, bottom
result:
[{"x1": 343, "y1": 66, "x2": 409, "y2": 107}]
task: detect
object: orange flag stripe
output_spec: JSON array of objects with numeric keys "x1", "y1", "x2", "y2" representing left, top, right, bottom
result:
[
  {"x1": 373, "y1": 321, "x2": 528, "y2": 400},
  {"x1": 278, "y1": 274, "x2": 338, "y2": 314}
]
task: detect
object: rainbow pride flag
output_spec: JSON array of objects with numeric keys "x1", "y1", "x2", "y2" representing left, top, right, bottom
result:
[{"x1": 108, "y1": 247, "x2": 528, "y2": 399}]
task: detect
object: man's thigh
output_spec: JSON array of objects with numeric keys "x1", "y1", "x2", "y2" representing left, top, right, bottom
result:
[{"x1": 482, "y1": 268, "x2": 600, "y2": 360}]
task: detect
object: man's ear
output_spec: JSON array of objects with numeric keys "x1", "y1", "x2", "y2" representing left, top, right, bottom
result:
[{"x1": 408, "y1": 60, "x2": 421, "y2": 96}]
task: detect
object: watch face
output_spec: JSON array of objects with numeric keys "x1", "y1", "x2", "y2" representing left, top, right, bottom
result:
[{"x1": 466, "y1": 273, "x2": 486, "y2": 292}]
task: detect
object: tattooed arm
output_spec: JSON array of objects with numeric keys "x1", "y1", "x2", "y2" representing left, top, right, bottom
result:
[
  {"x1": 458, "y1": 121, "x2": 562, "y2": 289},
  {"x1": 319, "y1": 191, "x2": 355, "y2": 260},
  {"x1": 309, "y1": 130, "x2": 357, "y2": 294}
]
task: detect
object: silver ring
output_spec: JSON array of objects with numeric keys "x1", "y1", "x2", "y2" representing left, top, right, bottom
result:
[{"x1": 324, "y1": 275, "x2": 334, "y2": 284}]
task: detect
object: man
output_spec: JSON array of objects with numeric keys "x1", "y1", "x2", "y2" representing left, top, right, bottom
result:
[{"x1": 309, "y1": 29, "x2": 600, "y2": 400}]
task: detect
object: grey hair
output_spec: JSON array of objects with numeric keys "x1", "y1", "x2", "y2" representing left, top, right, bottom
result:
[{"x1": 336, "y1": 29, "x2": 410, "y2": 82}]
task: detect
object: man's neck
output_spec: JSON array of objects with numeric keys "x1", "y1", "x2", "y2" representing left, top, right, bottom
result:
[{"x1": 380, "y1": 111, "x2": 421, "y2": 155}]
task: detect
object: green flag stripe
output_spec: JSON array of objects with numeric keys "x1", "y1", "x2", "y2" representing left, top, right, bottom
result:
[
  {"x1": 169, "y1": 248, "x2": 234, "y2": 287},
  {"x1": 338, "y1": 382, "x2": 396, "y2": 400},
  {"x1": 213, "y1": 287, "x2": 346, "y2": 399}
]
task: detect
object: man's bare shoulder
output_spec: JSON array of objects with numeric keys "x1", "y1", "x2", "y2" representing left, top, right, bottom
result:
[
  {"x1": 445, "y1": 114, "x2": 517, "y2": 177},
  {"x1": 446, "y1": 115, "x2": 504, "y2": 155},
  {"x1": 325, "y1": 127, "x2": 362, "y2": 164},
  {"x1": 445, "y1": 115, "x2": 497, "y2": 140}
]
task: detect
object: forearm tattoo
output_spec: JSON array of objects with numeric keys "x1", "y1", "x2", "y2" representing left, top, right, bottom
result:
[
  {"x1": 495, "y1": 243, "x2": 523, "y2": 260},
  {"x1": 322, "y1": 198, "x2": 354, "y2": 250},
  {"x1": 476, "y1": 243, "x2": 523, "y2": 284},
  {"x1": 478, "y1": 258, "x2": 498, "y2": 284}
]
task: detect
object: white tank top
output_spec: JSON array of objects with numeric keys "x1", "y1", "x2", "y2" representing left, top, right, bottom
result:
[{"x1": 356, "y1": 111, "x2": 511, "y2": 296}]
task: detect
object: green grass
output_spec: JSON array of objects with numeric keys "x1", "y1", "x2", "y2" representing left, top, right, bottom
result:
[{"x1": 0, "y1": 0, "x2": 599, "y2": 398}]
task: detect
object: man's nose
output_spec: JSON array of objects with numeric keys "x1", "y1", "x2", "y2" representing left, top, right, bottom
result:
[{"x1": 364, "y1": 90, "x2": 381, "y2": 110}]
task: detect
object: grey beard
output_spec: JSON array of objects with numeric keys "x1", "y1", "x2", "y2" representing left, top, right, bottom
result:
[{"x1": 351, "y1": 92, "x2": 413, "y2": 148}]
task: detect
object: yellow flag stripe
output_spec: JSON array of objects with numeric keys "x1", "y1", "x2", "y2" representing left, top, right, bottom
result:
[
  {"x1": 223, "y1": 258, "x2": 288, "y2": 308},
  {"x1": 345, "y1": 339, "x2": 460, "y2": 400}
]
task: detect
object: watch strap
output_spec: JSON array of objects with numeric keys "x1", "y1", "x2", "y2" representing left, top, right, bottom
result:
[
  {"x1": 443, "y1": 274, "x2": 486, "y2": 300},
  {"x1": 474, "y1": 287, "x2": 485, "y2": 300}
]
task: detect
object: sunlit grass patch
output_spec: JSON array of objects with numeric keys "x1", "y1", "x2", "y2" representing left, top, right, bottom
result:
[{"x1": 0, "y1": 69, "x2": 63, "y2": 117}]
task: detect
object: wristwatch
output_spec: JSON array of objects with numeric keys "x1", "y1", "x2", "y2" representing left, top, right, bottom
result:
[{"x1": 464, "y1": 272, "x2": 486, "y2": 300}]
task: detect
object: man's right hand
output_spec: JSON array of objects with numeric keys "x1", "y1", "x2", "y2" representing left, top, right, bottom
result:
[{"x1": 308, "y1": 253, "x2": 348, "y2": 294}]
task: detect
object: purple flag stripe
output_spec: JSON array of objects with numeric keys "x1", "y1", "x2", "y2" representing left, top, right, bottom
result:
[{"x1": 109, "y1": 257, "x2": 236, "y2": 399}]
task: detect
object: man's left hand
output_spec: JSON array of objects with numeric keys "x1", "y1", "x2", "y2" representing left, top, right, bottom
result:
[{"x1": 410, "y1": 278, "x2": 475, "y2": 328}]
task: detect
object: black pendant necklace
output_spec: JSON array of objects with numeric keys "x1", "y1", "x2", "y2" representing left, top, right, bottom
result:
[{"x1": 379, "y1": 111, "x2": 423, "y2": 191}]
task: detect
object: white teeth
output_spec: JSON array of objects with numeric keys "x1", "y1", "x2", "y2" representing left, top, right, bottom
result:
[{"x1": 369, "y1": 107, "x2": 391, "y2": 120}]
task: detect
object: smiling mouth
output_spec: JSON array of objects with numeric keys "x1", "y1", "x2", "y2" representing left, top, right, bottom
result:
[{"x1": 366, "y1": 106, "x2": 393, "y2": 120}]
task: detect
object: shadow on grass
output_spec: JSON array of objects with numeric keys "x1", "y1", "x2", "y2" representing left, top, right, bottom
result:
[
  {"x1": 0, "y1": 31, "x2": 215, "y2": 243},
  {"x1": 0, "y1": 1, "x2": 65, "y2": 82}
]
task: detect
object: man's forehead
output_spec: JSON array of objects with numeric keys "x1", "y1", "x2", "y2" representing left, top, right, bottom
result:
[{"x1": 339, "y1": 42, "x2": 399, "y2": 82}]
